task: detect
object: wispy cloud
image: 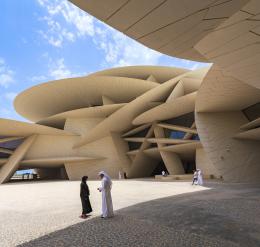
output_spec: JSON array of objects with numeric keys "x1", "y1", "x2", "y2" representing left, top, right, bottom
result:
[
  {"x1": 30, "y1": 75, "x2": 48, "y2": 82},
  {"x1": 4, "y1": 92, "x2": 17, "y2": 101},
  {"x1": 36, "y1": 0, "x2": 207, "y2": 70},
  {"x1": 48, "y1": 57, "x2": 86, "y2": 80},
  {"x1": 38, "y1": 16, "x2": 75, "y2": 47},
  {"x1": 37, "y1": 0, "x2": 162, "y2": 67},
  {"x1": 0, "y1": 58, "x2": 15, "y2": 88},
  {"x1": 49, "y1": 58, "x2": 73, "y2": 79},
  {"x1": 94, "y1": 27, "x2": 162, "y2": 67},
  {"x1": 37, "y1": 0, "x2": 94, "y2": 48},
  {"x1": 0, "y1": 107, "x2": 13, "y2": 119}
]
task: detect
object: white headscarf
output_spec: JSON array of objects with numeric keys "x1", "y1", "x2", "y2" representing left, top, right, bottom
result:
[{"x1": 98, "y1": 171, "x2": 112, "y2": 186}]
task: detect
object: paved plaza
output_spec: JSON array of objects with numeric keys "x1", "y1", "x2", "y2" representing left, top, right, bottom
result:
[{"x1": 0, "y1": 180, "x2": 260, "y2": 246}]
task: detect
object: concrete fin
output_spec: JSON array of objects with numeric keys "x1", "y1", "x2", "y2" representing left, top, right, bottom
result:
[
  {"x1": 146, "y1": 74, "x2": 158, "y2": 82},
  {"x1": 102, "y1": 95, "x2": 116, "y2": 105},
  {"x1": 122, "y1": 123, "x2": 151, "y2": 137},
  {"x1": 0, "y1": 148, "x2": 14, "y2": 155},
  {"x1": 166, "y1": 80, "x2": 184, "y2": 102},
  {"x1": 0, "y1": 135, "x2": 37, "y2": 184},
  {"x1": 157, "y1": 123, "x2": 197, "y2": 134},
  {"x1": 0, "y1": 136, "x2": 24, "y2": 143}
]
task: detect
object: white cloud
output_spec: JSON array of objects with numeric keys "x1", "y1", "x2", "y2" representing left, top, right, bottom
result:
[
  {"x1": 0, "y1": 106, "x2": 28, "y2": 122},
  {"x1": 48, "y1": 58, "x2": 85, "y2": 80},
  {"x1": 4, "y1": 92, "x2": 17, "y2": 101},
  {"x1": 0, "y1": 58, "x2": 15, "y2": 88},
  {"x1": 0, "y1": 107, "x2": 13, "y2": 119},
  {"x1": 49, "y1": 58, "x2": 72, "y2": 79},
  {"x1": 37, "y1": 0, "x2": 94, "y2": 47},
  {"x1": 37, "y1": 0, "x2": 162, "y2": 66},
  {"x1": 29, "y1": 54, "x2": 87, "y2": 83},
  {"x1": 37, "y1": 0, "x2": 209, "y2": 71},
  {"x1": 60, "y1": 2, "x2": 95, "y2": 37},
  {"x1": 31, "y1": 75, "x2": 48, "y2": 82},
  {"x1": 98, "y1": 29, "x2": 162, "y2": 67},
  {"x1": 38, "y1": 16, "x2": 65, "y2": 47}
]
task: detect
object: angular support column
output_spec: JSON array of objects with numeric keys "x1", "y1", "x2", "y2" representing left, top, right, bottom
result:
[
  {"x1": 0, "y1": 135, "x2": 37, "y2": 184},
  {"x1": 154, "y1": 126, "x2": 185, "y2": 175},
  {"x1": 110, "y1": 132, "x2": 131, "y2": 174},
  {"x1": 128, "y1": 123, "x2": 159, "y2": 178}
]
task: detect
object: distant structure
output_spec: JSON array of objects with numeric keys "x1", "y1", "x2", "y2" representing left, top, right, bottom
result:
[{"x1": 0, "y1": 0, "x2": 260, "y2": 183}]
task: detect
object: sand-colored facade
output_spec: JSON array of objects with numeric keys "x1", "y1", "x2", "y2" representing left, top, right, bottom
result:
[
  {"x1": 0, "y1": 66, "x2": 212, "y2": 183},
  {"x1": 0, "y1": 0, "x2": 260, "y2": 183}
]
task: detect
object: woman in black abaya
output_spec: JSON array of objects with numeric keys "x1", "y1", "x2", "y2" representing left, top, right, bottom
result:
[{"x1": 80, "y1": 176, "x2": 92, "y2": 219}]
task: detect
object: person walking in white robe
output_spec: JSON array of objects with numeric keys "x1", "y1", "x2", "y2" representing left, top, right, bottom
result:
[
  {"x1": 197, "y1": 169, "x2": 203, "y2": 185},
  {"x1": 192, "y1": 170, "x2": 198, "y2": 185},
  {"x1": 98, "y1": 171, "x2": 114, "y2": 218}
]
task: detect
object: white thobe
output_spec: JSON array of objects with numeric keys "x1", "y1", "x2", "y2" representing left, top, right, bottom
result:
[
  {"x1": 197, "y1": 170, "x2": 203, "y2": 185},
  {"x1": 99, "y1": 177, "x2": 114, "y2": 218},
  {"x1": 193, "y1": 171, "x2": 198, "y2": 185}
]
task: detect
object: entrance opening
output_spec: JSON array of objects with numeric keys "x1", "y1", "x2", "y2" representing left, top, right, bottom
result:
[
  {"x1": 182, "y1": 160, "x2": 196, "y2": 174},
  {"x1": 11, "y1": 169, "x2": 37, "y2": 182},
  {"x1": 10, "y1": 166, "x2": 69, "y2": 183},
  {"x1": 151, "y1": 160, "x2": 169, "y2": 176}
]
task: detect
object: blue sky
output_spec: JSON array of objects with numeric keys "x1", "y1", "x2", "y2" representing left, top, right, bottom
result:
[{"x1": 0, "y1": 0, "x2": 206, "y2": 122}]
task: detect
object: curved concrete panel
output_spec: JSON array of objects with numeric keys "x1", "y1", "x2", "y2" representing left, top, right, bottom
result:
[
  {"x1": 70, "y1": 0, "x2": 248, "y2": 62},
  {"x1": 133, "y1": 92, "x2": 197, "y2": 125},
  {"x1": 195, "y1": 65, "x2": 260, "y2": 113},
  {"x1": 2, "y1": 1, "x2": 259, "y2": 183},
  {"x1": 195, "y1": 0, "x2": 260, "y2": 89},
  {"x1": 74, "y1": 68, "x2": 208, "y2": 147},
  {"x1": 19, "y1": 156, "x2": 104, "y2": 168},
  {"x1": 91, "y1": 65, "x2": 189, "y2": 83},
  {"x1": 15, "y1": 76, "x2": 158, "y2": 122},
  {"x1": 195, "y1": 64, "x2": 260, "y2": 182},
  {"x1": 0, "y1": 135, "x2": 36, "y2": 184},
  {"x1": 0, "y1": 118, "x2": 74, "y2": 136},
  {"x1": 196, "y1": 111, "x2": 260, "y2": 182},
  {"x1": 73, "y1": 73, "x2": 190, "y2": 147},
  {"x1": 37, "y1": 104, "x2": 125, "y2": 128}
]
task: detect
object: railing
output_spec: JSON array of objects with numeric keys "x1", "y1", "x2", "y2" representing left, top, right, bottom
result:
[{"x1": 11, "y1": 173, "x2": 39, "y2": 180}]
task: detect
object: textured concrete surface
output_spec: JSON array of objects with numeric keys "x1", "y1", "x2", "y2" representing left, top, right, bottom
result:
[{"x1": 1, "y1": 180, "x2": 260, "y2": 247}]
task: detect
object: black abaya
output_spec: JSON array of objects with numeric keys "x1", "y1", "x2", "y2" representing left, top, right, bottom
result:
[{"x1": 80, "y1": 182, "x2": 92, "y2": 214}]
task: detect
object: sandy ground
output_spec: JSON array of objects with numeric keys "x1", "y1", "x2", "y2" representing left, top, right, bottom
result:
[{"x1": 0, "y1": 179, "x2": 208, "y2": 246}]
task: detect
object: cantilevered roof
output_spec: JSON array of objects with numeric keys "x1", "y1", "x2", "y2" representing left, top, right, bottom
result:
[
  {"x1": 70, "y1": 0, "x2": 248, "y2": 62},
  {"x1": 73, "y1": 67, "x2": 206, "y2": 147},
  {"x1": 37, "y1": 104, "x2": 125, "y2": 128},
  {"x1": 14, "y1": 75, "x2": 158, "y2": 122},
  {"x1": 90, "y1": 65, "x2": 189, "y2": 82},
  {"x1": 133, "y1": 92, "x2": 197, "y2": 125},
  {"x1": 195, "y1": 65, "x2": 260, "y2": 113},
  {"x1": 0, "y1": 118, "x2": 74, "y2": 136}
]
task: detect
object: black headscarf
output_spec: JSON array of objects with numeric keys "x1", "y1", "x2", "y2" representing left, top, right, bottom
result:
[{"x1": 81, "y1": 176, "x2": 88, "y2": 184}]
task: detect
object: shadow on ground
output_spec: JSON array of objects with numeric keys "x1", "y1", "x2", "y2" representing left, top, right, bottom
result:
[{"x1": 18, "y1": 182, "x2": 260, "y2": 247}]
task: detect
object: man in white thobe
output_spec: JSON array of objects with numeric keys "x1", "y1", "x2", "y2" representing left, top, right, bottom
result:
[
  {"x1": 98, "y1": 171, "x2": 114, "y2": 218},
  {"x1": 192, "y1": 170, "x2": 198, "y2": 185},
  {"x1": 197, "y1": 169, "x2": 203, "y2": 185}
]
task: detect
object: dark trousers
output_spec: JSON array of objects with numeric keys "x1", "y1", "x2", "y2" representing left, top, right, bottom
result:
[{"x1": 81, "y1": 196, "x2": 93, "y2": 214}]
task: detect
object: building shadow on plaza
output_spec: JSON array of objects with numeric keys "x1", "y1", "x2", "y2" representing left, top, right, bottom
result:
[{"x1": 18, "y1": 182, "x2": 260, "y2": 247}]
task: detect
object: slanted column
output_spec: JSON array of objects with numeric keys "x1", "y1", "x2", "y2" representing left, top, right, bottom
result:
[
  {"x1": 0, "y1": 135, "x2": 37, "y2": 184},
  {"x1": 154, "y1": 126, "x2": 185, "y2": 175}
]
